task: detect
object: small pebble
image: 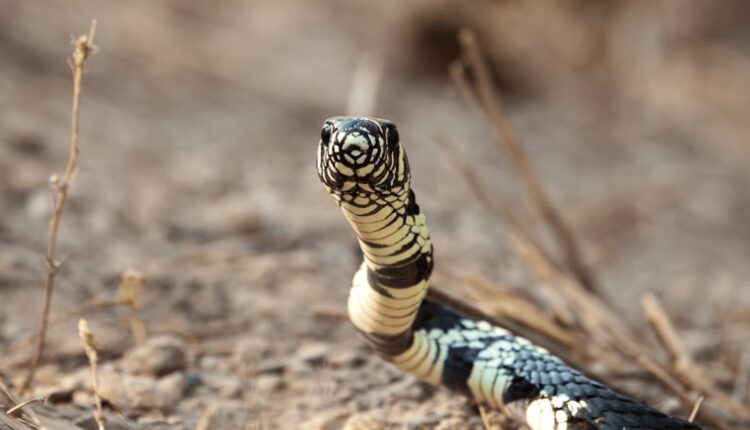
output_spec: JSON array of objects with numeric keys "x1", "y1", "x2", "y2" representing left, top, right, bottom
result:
[
  {"x1": 122, "y1": 336, "x2": 187, "y2": 377},
  {"x1": 296, "y1": 341, "x2": 329, "y2": 366},
  {"x1": 254, "y1": 373, "x2": 285, "y2": 393}
]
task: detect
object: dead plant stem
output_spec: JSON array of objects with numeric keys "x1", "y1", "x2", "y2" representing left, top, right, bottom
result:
[
  {"x1": 20, "y1": 20, "x2": 96, "y2": 393},
  {"x1": 454, "y1": 28, "x2": 598, "y2": 294}
]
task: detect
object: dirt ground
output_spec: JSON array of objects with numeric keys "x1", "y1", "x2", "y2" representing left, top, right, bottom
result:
[{"x1": 1, "y1": 1, "x2": 750, "y2": 429}]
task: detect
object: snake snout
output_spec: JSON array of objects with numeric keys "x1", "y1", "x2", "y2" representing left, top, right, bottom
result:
[{"x1": 341, "y1": 134, "x2": 373, "y2": 158}]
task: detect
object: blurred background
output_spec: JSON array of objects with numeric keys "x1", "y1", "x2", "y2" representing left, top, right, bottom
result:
[{"x1": 1, "y1": 1, "x2": 749, "y2": 429}]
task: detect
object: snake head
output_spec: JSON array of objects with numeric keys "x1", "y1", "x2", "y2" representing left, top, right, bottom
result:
[{"x1": 317, "y1": 116, "x2": 409, "y2": 196}]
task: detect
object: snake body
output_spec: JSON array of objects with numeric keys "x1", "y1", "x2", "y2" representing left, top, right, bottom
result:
[{"x1": 317, "y1": 116, "x2": 703, "y2": 429}]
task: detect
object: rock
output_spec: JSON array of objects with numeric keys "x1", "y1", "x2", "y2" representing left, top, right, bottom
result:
[
  {"x1": 35, "y1": 413, "x2": 85, "y2": 430},
  {"x1": 254, "y1": 374, "x2": 284, "y2": 393},
  {"x1": 343, "y1": 414, "x2": 385, "y2": 430},
  {"x1": 98, "y1": 370, "x2": 184, "y2": 413},
  {"x1": 296, "y1": 342, "x2": 329, "y2": 366},
  {"x1": 198, "y1": 355, "x2": 225, "y2": 372},
  {"x1": 74, "y1": 414, "x2": 137, "y2": 430},
  {"x1": 122, "y1": 336, "x2": 187, "y2": 377},
  {"x1": 327, "y1": 349, "x2": 366, "y2": 368},
  {"x1": 200, "y1": 373, "x2": 243, "y2": 398},
  {"x1": 233, "y1": 336, "x2": 271, "y2": 365},
  {"x1": 435, "y1": 416, "x2": 475, "y2": 430},
  {"x1": 136, "y1": 416, "x2": 188, "y2": 430},
  {"x1": 299, "y1": 408, "x2": 350, "y2": 430},
  {"x1": 406, "y1": 413, "x2": 443, "y2": 430},
  {"x1": 218, "y1": 378, "x2": 243, "y2": 398},
  {"x1": 288, "y1": 342, "x2": 330, "y2": 377},
  {"x1": 72, "y1": 390, "x2": 95, "y2": 408},
  {"x1": 156, "y1": 372, "x2": 187, "y2": 409},
  {"x1": 255, "y1": 358, "x2": 285, "y2": 374}
]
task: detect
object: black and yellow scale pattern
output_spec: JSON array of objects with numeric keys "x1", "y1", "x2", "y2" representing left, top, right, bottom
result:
[{"x1": 317, "y1": 116, "x2": 704, "y2": 430}]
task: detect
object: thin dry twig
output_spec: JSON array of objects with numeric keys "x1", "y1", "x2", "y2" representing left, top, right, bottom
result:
[
  {"x1": 78, "y1": 319, "x2": 105, "y2": 430},
  {"x1": 689, "y1": 396, "x2": 705, "y2": 422},
  {"x1": 21, "y1": 20, "x2": 97, "y2": 393},
  {"x1": 0, "y1": 380, "x2": 15, "y2": 406},
  {"x1": 0, "y1": 411, "x2": 32, "y2": 430},
  {"x1": 0, "y1": 381, "x2": 40, "y2": 429},
  {"x1": 507, "y1": 197, "x2": 734, "y2": 429},
  {"x1": 311, "y1": 304, "x2": 349, "y2": 320},
  {"x1": 452, "y1": 28, "x2": 598, "y2": 294},
  {"x1": 1, "y1": 298, "x2": 131, "y2": 370},
  {"x1": 440, "y1": 65, "x2": 734, "y2": 430},
  {"x1": 119, "y1": 269, "x2": 146, "y2": 345},
  {"x1": 434, "y1": 137, "x2": 575, "y2": 326},
  {"x1": 641, "y1": 293, "x2": 692, "y2": 366},
  {"x1": 439, "y1": 134, "x2": 733, "y2": 427},
  {"x1": 427, "y1": 283, "x2": 538, "y2": 336},
  {"x1": 642, "y1": 293, "x2": 750, "y2": 419},
  {"x1": 478, "y1": 405, "x2": 501, "y2": 430},
  {"x1": 509, "y1": 232, "x2": 738, "y2": 427},
  {"x1": 195, "y1": 404, "x2": 217, "y2": 430},
  {"x1": 5, "y1": 398, "x2": 44, "y2": 417},
  {"x1": 463, "y1": 273, "x2": 576, "y2": 347}
]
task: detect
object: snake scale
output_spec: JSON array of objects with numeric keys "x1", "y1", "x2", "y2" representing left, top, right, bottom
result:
[{"x1": 316, "y1": 116, "x2": 704, "y2": 430}]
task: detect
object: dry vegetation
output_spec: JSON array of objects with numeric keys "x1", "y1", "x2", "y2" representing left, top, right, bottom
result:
[{"x1": 1, "y1": 1, "x2": 750, "y2": 429}]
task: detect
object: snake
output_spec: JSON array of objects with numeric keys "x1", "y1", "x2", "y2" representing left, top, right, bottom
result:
[{"x1": 316, "y1": 116, "x2": 704, "y2": 430}]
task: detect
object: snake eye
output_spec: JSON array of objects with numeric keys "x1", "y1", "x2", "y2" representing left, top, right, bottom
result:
[
  {"x1": 385, "y1": 125, "x2": 399, "y2": 148},
  {"x1": 320, "y1": 123, "x2": 333, "y2": 144}
]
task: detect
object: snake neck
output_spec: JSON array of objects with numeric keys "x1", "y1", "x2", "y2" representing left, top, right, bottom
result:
[{"x1": 336, "y1": 185, "x2": 433, "y2": 355}]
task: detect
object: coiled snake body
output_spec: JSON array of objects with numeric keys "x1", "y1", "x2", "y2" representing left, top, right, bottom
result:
[{"x1": 317, "y1": 116, "x2": 703, "y2": 430}]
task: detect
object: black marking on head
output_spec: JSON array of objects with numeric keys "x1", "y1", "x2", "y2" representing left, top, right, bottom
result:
[
  {"x1": 321, "y1": 120, "x2": 333, "y2": 144},
  {"x1": 385, "y1": 123, "x2": 399, "y2": 149},
  {"x1": 406, "y1": 189, "x2": 420, "y2": 215}
]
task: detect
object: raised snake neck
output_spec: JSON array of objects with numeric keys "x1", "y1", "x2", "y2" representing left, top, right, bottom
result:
[{"x1": 317, "y1": 116, "x2": 704, "y2": 430}]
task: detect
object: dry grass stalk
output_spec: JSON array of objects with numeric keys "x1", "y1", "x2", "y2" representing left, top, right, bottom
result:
[
  {"x1": 440, "y1": 29, "x2": 741, "y2": 429},
  {"x1": 508, "y1": 233, "x2": 734, "y2": 429},
  {"x1": 78, "y1": 319, "x2": 105, "y2": 430},
  {"x1": 21, "y1": 20, "x2": 97, "y2": 393},
  {"x1": 478, "y1": 405, "x2": 501, "y2": 430},
  {"x1": 439, "y1": 132, "x2": 733, "y2": 427},
  {"x1": 0, "y1": 411, "x2": 32, "y2": 430},
  {"x1": 689, "y1": 396, "x2": 705, "y2": 422},
  {"x1": 451, "y1": 28, "x2": 598, "y2": 294},
  {"x1": 462, "y1": 273, "x2": 576, "y2": 347},
  {"x1": 196, "y1": 404, "x2": 217, "y2": 430},
  {"x1": 433, "y1": 137, "x2": 575, "y2": 325},
  {"x1": 0, "y1": 380, "x2": 16, "y2": 407},
  {"x1": 311, "y1": 304, "x2": 349, "y2": 320},
  {"x1": 1, "y1": 298, "x2": 132, "y2": 370},
  {"x1": 119, "y1": 269, "x2": 146, "y2": 345},
  {"x1": 4, "y1": 398, "x2": 44, "y2": 417},
  {"x1": 641, "y1": 293, "x2": 693, "y2": 367},
  {"x1": 0, "y1": 381, "x2": 39, "y2": 429},
  {"x1": 642, "y1": 293, "x2": 750, "y2": 419}
]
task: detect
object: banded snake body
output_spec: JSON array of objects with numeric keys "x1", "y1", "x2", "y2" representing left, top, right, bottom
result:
[{"x1": 317, "y1": 116, "x2": 703, "y2": 429}]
